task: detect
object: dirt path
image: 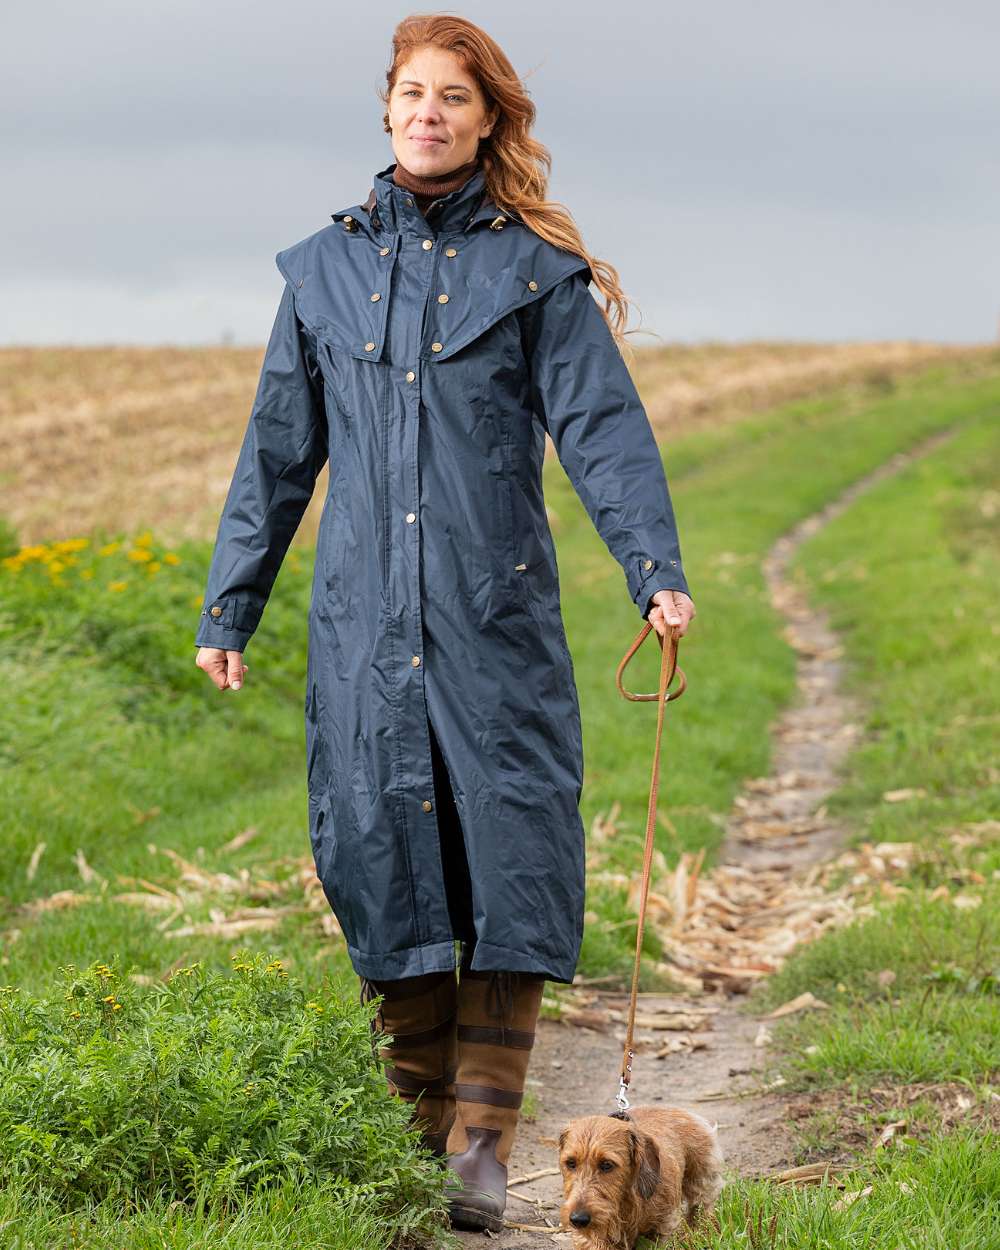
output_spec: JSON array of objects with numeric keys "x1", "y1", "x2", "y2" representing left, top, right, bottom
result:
[{"x1": 450, "y1": 428, "x2": 956, "y2": 1244}]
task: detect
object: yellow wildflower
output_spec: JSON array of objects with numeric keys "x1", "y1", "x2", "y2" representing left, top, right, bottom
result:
[
  {"x1": 99, "y1": 541, "x2": 121, "y2": 557},
  {"x1": 80, "y1": 568, "x2": 95, "y2": 580},
  {"x1": 48, "y1": 560, "x2": 65, "y2": 573},
  {"x1": 133, "y1": 531, "x2": 154, "y2": 547},
  {"x1": 108, "y1": 580, "x2": 128, "y2": 593},
  {"x1": 163, "y1": 552, "x2": 182, "y2": 565},
  {"x1": 127, "y1": 548, "x2": 153, "y2": 563},
  {"x1": 147, "y1": 561, "x2": 161, "y2": 573}
]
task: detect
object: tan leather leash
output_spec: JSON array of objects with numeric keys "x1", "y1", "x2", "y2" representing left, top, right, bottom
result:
[{"x1": 612, "y1": 619, "x2": 686, "y2": 1112}]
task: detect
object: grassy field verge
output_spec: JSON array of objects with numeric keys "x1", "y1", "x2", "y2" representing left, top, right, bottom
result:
[
  {"x1": 687, "y1": 397, "x2": 999, "y2": 1247},
  {"x1": 1, "y1": 356, "x2": 997, "y2": 1246}
]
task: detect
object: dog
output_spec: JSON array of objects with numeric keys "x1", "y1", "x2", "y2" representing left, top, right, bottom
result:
[{"x1": 557, "y1": 1106, "x2": 724, "y2": 1249}]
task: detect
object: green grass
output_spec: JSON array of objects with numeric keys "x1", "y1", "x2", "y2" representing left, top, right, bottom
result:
[
  {"x1": 683, "y1": 1131, "x2": 1000, "y2": 1249},
  {"x1": 705, "y1": 403, "x2": 1000, "y2": 1246},
  {"x1": 755, "y1": 410, "x2": 1000, "y2": 1090},
  {"x1": 0, "y1": 1179, "x2": 421, "y2": 1250}
]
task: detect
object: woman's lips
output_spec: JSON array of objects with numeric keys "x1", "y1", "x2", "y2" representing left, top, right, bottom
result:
[{"x1": 411, "y1": 136, "x2": 445, "y2": 144}]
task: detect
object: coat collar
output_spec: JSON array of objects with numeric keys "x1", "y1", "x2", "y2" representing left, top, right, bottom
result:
[{"x1": 331, "y1": 161, "x2": 520, "y2": 238}]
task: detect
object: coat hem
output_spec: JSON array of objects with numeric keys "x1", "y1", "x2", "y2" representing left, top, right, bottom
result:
[{"x1": 344, "y1": 936, "x2": 576, "y2": 985}]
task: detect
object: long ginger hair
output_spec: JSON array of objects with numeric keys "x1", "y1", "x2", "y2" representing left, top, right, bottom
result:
[{"x1": 378, "y1": 13, "x2": 642, "y2": 361}]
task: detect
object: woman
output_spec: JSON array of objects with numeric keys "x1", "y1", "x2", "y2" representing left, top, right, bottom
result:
[{"x1": 194, "y1": 13, "x2": 695, "y2": 1232}]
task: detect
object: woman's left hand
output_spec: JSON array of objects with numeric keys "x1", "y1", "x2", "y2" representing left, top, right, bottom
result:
[{"x1": 647, "y1": 589, "x2": 696, "y2": 639}]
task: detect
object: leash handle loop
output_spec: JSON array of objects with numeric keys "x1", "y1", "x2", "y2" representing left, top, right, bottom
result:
[{"x1": 614, "y1": 620, "x2": 685, "y2": 1109}]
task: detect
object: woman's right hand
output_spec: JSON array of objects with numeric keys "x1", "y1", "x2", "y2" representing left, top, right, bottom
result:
[{"x1": 196, "y1": 647, "x2": 248, "y2": 691}]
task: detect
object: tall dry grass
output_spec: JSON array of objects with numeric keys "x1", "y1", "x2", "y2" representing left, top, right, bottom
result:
[{"x1": 2, "y1": 340, "x2": 995, "y2": 546}]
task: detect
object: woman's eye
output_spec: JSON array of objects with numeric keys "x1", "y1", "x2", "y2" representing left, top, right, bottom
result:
[{"x1": 401, "y1": 90, "x2": 466, "y2": 103}]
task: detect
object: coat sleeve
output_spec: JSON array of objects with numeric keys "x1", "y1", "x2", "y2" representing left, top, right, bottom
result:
[
  {"x1": 194, "y1": 282, "x2": 328, "y2": 652},
  {"x1": 519, "y1": 270, "x2": 691, "y2": 619}
]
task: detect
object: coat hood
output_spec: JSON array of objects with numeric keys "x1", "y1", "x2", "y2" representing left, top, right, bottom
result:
[{"x1": 276, "y1": 164, "x2": 592, "y2": 366}]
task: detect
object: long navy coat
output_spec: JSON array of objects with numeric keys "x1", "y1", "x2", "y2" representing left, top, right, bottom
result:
[{"x1": 194, "y1": 162, "x2": 690, "y2": 984}]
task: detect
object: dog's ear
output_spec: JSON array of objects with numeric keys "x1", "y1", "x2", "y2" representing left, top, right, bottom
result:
[
  {"x1": 558, "y1": 1128, "x2": 568, "y2": 1153},
  {"x1": 630, "y1": 1130, "x2": 661, "y2": 1201}
]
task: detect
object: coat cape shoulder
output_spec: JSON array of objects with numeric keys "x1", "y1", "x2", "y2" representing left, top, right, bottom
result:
[{"x1": 273, "y1": 213, "x2": 593, "y2": 364}]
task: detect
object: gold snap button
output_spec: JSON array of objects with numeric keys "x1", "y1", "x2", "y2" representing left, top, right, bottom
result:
[
  {"x1": 431, "y1": 342, "x2": 443, "y2": 353},
  {"x1": 210, "y1": 605, "x2": 222, "y2": 618},
  {"x1": 643, "y1": 558, "x2": 653, "y2": 570},
  {"x1": 405, "y1": 370, "x2": 415, "y2": 382},
  {"x1": 406, "y1": 512, "x2": 416, "y2": 524},
  {"x1": 437, "y1": 293, "x2": 449, "y2": 304},
  {"x1": 379, "y1": 246, "x2": 390, "y2": 256},
  {"x1": 364, "y1": 342, "x2": 376, "y2": 352},
  {"x1": 445, "y1": 247, "x2": 457, "y2": 257},
  {"x1": 411, "y1": 655, "x2": 421, "y2": 667},
  {"x1": 528, "y1": 280, "x2": 538, "y2": 291},
  {"x1": 422, "y1": 799, "x2": 433, "y2": 812},
  {"x1": 370, "y1": 292, "x2": 381, "y2": 302},
  {"x1": 422, "y1": 239, "x2": 434, "y2": 250}
]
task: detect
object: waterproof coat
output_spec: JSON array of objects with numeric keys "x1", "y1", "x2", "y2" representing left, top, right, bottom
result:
[{"x1": 194, "y1": 162, "x2": 690, "y2": 984}]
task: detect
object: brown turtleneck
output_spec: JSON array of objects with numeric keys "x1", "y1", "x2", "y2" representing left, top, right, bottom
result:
[{"x1": 392, "y1": 155, "x2": 480, "y2": 216}]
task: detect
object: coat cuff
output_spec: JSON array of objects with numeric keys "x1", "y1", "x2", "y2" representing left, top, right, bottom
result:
[
  {"x1": 629, "y1": 556, "x2": 691, "y2": 619},
  {"x1": 194, "y1": 597, "x2": 257, "y2": 652}
]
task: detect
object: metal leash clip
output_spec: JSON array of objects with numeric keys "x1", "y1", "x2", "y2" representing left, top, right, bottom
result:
[
  {"x1": 615, "y1": 1047, "x2": 634, "y2": 1112},
  {"x1": 616, "y1": 1077, "x2": 631, "y2": 1113}
]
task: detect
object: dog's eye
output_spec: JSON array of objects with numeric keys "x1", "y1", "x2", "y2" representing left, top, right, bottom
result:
[
  {"x1": 598, "y1": 1159, "x2": 617, "y2": 1172},
  {"x1": 564, "y1": 1158, "x2": 577, "y2": 1170}
]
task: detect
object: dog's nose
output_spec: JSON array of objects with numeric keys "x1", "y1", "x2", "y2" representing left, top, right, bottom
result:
[{"x1": 570, "y1": 1210, "x2": 591, "y2": 1228}]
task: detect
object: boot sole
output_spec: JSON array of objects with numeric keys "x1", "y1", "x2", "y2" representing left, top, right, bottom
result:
[{"x1": 448, "y1": 1202, "x2": 505, "y2": 1233}]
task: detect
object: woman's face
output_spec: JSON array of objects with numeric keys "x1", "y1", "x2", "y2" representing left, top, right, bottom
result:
[{"x1": 387, "y1": 45, "x2": 496, "y2": 175}]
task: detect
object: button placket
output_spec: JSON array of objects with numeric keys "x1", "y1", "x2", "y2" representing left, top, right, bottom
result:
[
  {"x1": 420, "y1": 230, "x2": 448, "y2": 358},
  {"x1": 392, "y1": 234, "x2": 443, "y2": 847},
  {"x1": 361, "y1": 233, "x2": 400, "y2": 358}
]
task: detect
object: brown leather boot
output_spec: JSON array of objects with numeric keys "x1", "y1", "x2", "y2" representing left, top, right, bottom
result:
[
  {"x1": 443, "y1": 966, "x2": 546, "y2": 1232},
  {"x1": 359, "y1": 969, "x2": 458, "y2": 1156}
]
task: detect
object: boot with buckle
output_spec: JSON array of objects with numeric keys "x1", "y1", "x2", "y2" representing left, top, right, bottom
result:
[
  {"x1": 359, "y1": 968, "x2": 458, "y2": 1156},
  {"x1": 443, "y1": 963, "x2": 546, "y2": 1232}
]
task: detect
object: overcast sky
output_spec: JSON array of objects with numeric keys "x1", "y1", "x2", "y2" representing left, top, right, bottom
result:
[{"x1": 3, "y1": 1, "x2": 998, "y2": 346}]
